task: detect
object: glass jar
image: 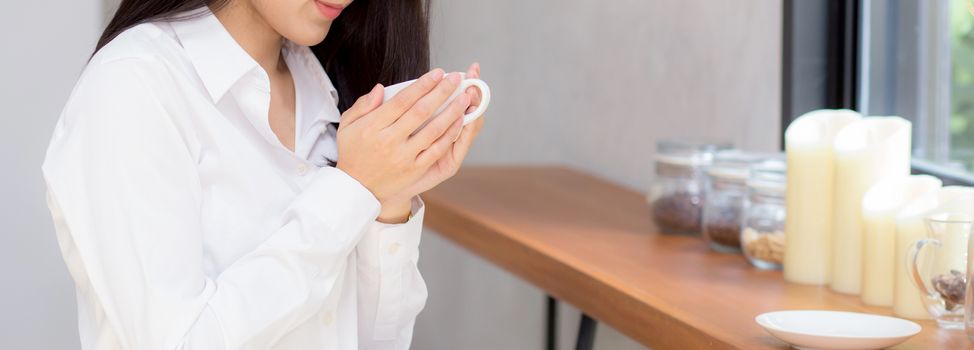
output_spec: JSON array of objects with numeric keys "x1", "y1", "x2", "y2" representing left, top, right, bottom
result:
[
  {"x1": 648, "y1": 140, "x2": 731, "y2": 235},
  {"x1": 702, "y1": 151, "x2": 770, "y2": 253},
  {"x1": 741, "y1": 157, "x2": 786, "y2": 269}
]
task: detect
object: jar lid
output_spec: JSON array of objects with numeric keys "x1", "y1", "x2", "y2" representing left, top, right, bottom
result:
[
  {"x1": 655, "y1": 140, "x2": 732, "y2": 167},
  {"x1": 707, "y1": 150, "x2": 777, "y2": 181},
  {"x1": 747, "y1": 157, "x2": 787, "y2": 192}
]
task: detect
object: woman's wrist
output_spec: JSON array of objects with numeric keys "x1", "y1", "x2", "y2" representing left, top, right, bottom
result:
[{"x1": 376, "y1": 196, "x2": 413, "y2": 224}]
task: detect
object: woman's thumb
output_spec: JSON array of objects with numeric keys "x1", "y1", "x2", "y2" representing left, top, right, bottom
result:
[{"x1": 342, "y1": 84, "x2": 384, "y2": 125}]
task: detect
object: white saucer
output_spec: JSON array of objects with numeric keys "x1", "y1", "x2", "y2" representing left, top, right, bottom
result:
[{"x1": 755, "y1": 310, "x2": 922, "y2": 350}]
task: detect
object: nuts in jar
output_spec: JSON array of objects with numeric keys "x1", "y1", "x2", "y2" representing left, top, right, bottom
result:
[
  {"x1": 741, "y1": 157, "x2": 786, "y2": 269},
  {"x1": 742, "y1": 228, "x2": 785, "y2": 268}
]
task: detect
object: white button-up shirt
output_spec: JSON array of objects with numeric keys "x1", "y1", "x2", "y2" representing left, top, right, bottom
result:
[{"x1": 41, "y1": 8, "x2": 427, "y2": 350}]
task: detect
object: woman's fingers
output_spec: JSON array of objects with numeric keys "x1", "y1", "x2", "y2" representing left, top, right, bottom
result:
[
  {"x1": 466, "y1": 62, "x2": 480, "y2": 78},
  {"x1": 464, "y1": 63, "x2": 482, "y2": 114},
  {"x1": 391, "y1": 72, "x2": 462, "y2": 137},
  {"x1": 416, "y1": 116, "x2": 464, "y2": 167},
  {"x1": 409, "y1": 91, "x2": 470, "y2": 151},
  {"x1": 451, "y1": 112, "x2": 485, "y2": 164},
  {"x1": 371, "y1": 68, "x2": 445, "y2": 128},
  {"x1": 340, "y1": 84, "x2": 383, "y2": 127}
]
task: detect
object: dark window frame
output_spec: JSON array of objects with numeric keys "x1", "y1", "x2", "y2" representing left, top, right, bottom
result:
[{"x1": 781, "y1": 0, "x2": 974, "y2": 186}]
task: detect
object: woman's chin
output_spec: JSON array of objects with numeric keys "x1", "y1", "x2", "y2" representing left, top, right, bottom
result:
[{"x1": 286, "y1": 25, "x2": 331, "y2": 46}]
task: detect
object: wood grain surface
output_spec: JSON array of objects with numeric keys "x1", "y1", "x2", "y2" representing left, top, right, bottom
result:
[{"x1": 422, "y1": 166, "x2": 973, "y2": 350}]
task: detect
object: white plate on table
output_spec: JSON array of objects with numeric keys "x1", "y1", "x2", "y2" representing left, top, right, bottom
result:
[{"x1": 755, "y1": 310, "x2": 922, "y2": 350}]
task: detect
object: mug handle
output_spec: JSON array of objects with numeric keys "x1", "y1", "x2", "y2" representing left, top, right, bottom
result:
[
  {"x1": 458, "y1": 79, "x2": 491, "y2": 125},
  {"x1": 907, "y1": 238, "x2": 941, "y2": 298}
]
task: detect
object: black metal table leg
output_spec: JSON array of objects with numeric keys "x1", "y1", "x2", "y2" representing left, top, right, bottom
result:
[
  {"x1": 575, "y1": 313, "x2": 597, "y2": 350},
  {"x1": 546, "y1": 295, "x2": 558, "y2": 350}
]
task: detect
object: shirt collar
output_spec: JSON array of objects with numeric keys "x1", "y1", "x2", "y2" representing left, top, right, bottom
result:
[
  {"x1": 170, "y1": 8, "x2": 341, "y2": 126},
  {"x1": 170, "y1": 7, "x2": 258, "y2": 103}
]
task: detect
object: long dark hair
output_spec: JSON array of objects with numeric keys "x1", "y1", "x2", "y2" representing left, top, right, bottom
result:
[{"x1": 95, "y1": 0, "x2": 430, "y2": 112}]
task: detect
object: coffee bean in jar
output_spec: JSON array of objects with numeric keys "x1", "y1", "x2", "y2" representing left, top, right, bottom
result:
[
  {"x1": 703, "y1": 205, "x2": 743, "y2": 251},
  {"x1": 702, "y1": 150, "x2": 774, "y2": 252},
  {"x1": 647, "y1": 140, "x2": 731, "y2": 235},
  {"x1": 651, "y1": 192, "x2": 703, "y2": 233}
]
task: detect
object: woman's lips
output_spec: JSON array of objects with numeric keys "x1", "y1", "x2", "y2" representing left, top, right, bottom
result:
[{"x1": 315, "y1": 1, "x2": 344, "y2": 20}]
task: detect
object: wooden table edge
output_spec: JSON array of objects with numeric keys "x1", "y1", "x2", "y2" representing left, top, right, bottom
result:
[{"x1": 422, "y1": 168, "x2": 742, "y2": 349}]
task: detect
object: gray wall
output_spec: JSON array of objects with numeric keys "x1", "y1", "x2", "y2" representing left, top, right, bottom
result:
[
  {"x1": 0, "y1": 0, "x2": 780, "y2": 349},
  {"x1": 416, "y1": 1, "x2": 781, "y2": 349},
  {"x1": 0, "y1": 0, "x2": 102, "y2": 348}
]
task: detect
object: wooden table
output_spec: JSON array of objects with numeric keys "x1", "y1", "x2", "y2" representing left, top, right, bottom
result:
[{"x1": 422, "y1": 166, "x2": 974, "y2": 350}]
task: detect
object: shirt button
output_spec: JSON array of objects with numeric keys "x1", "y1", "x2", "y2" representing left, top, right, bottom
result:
[
  {"x1": 322, "y1": 311, "x2": 334, "y2": 326},
  {"x1": 296, "y1": 163, "x2": 310, "y2": 176},
  {"x1": 387, "y1": 242, "x2": 402, "y2": 255}
]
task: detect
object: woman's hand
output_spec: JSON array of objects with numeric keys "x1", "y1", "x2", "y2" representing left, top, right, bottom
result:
[
  {"x1": 335, "y1": 68, "x2": 473, "y2": 211},
  {"x1": 380, "y1": 63, "x2": 486, "y2": 211}
]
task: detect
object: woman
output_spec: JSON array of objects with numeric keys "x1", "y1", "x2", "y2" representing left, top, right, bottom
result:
[{"x1": 41, "y1": 0, "x2": 485, "y2": 348}]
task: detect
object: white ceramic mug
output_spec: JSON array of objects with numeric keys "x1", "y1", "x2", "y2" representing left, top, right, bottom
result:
[{"x1": 383, "y1": 72, "x2": 490, "y2": 126}]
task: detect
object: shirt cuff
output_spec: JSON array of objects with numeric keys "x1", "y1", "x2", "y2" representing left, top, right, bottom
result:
[
  {"x1": 357, "y1": 195, "x2": 425, "y2": 340},
  {"x1": 298, "y1": 166, "x2": 382, "y2": 236},
  {"x1": 358, "y1": 195, "x2": 425, "y2": 267}
]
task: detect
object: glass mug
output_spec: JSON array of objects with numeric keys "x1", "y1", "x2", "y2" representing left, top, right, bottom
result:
[
  {"x1": 383, "y1": 72, "x2": 491, "y2": 130},
  {"x1": 908, "y1": 212, "x2": 973, "y2": 329}
]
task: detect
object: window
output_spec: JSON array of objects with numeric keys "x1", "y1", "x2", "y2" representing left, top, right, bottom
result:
[{"x1": 783, "y1": 0, "x2": 974, "y2": 185}]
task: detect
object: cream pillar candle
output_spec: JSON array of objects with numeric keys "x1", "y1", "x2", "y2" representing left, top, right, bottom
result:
[
  {"x1": 934, "y1": 189, "x2": 974, "y2": 275},
  {"x1": 784, "y1": 109, "x2": 861, "y2": 285},
  {"x1": 830, "y1": 117, "x2": 912, "y2": 294},
  {"x1": 932, "y1": 213, "x2": 971, "y2": 276},
  {"x1": 861, "y1": 175, "x2": 942, "y2": 307},
  {"x1": 894, "y1": 186, "x2": 974, "y2": 319}
]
